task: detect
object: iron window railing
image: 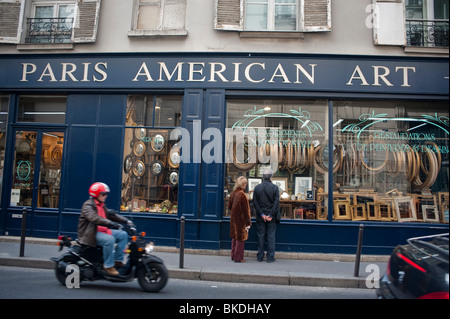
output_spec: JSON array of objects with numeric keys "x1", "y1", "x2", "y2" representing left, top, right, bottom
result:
[
  {"x1": 406, "y1": 19, "x2": 449, "y2": 48},
  {"x1": 26, "y1": 17, "x2": 74, "y2": 44}
]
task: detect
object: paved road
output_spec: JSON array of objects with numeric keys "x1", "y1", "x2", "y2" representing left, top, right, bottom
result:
[{"x1": 0, "y1": 266, "x2": 377, "y2": 300}]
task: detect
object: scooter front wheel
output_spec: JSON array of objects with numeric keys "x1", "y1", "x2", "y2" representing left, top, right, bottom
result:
[{"x1": 137, "y1": 262, "x2": 169, "y2": 292}]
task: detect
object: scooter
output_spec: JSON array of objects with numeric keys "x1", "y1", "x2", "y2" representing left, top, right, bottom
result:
[{"x1": 50, "y1": 225, "x2": 169, "y2": 292}]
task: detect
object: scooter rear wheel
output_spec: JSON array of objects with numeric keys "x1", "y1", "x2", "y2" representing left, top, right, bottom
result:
[{"x1": 137, "y1": 262, "x2": 169, "y2": 292}]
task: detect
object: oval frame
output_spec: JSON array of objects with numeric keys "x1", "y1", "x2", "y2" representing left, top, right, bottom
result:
[{"x1": 132, "y1": 160, "x2": 145, "y2": 177}]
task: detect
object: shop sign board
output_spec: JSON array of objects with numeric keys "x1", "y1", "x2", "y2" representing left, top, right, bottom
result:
[{"x1": 0, "y1": 54, "x2": 448, "y2": 96}]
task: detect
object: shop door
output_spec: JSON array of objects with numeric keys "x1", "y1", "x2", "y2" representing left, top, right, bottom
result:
[{"x1": 10, "y1": 129, "x2": 64, "y2": 232}]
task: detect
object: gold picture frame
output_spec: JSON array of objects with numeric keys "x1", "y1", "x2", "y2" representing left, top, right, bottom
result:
[{"x1": 333, "y1": 200, "x2": 351, "y2": 220}]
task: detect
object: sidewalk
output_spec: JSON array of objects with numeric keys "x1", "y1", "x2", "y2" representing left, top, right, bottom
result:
[{"x1": 0, "y1": 236, "x2": 389, "y2": 289}]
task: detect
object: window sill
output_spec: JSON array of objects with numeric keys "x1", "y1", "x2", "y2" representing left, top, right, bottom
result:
[
  {"x1": 17, "y1": 43, "x2": 74, "y2": 51},
  {"x1": 128, "y1": 29, "x2": 188, "y2": 37},
  {"x1": 239, "y1": 31, "x2": 304, "y2": 39},
  {"x1": 404, "y1": 46, "x2": 449, "y2": 56}
]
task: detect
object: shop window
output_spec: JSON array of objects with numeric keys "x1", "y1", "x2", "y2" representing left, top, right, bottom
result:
[
  {"x1": 333, "y1": 100, "x2": 449, "y2": 224},
  {"x1": 224, "y1": 98, "x2": 329, "y2": 220},
  {"x1": 11, "y1": 130, "x2": 64, "y2": 208},
  {"x1": 0, "y1": 95, "x2": 9, "y2": 204},
  {"x1": 121, "y1": 95, "x2": 182, "y2": 214},
  {"x1": 129, "y1": 0, "x2": 187, "y2": 37},
  {"x1": 215, "y1": 0, "x2": 331, "y2": 33},
  {"x1": 17, "y1": 95, "x2": 66, "y2": 124}
]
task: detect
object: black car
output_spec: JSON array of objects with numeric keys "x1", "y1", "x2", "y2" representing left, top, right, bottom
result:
[{"x1": 377, "y1": 233, "x2": 449, "y2": 299}]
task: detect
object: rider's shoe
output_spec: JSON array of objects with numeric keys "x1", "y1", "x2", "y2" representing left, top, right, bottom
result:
[
  {"x1": 104, "y1": 266, "x2": 119, "y2": 276},
  {"x1": 115, "y1": 261, "x2": 125, "y2": 268}
]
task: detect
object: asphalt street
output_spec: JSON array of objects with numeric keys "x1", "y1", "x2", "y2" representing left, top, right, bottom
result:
[{"x1": 0, "y1": 266, "x2": 377, "y2": 299}]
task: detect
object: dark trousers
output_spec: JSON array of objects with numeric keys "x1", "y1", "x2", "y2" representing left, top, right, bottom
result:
[
  {"x1": 256, "y1": 220, "x2": 277, "y2": 261},
  {"x1": 231, "y1": 239, "x2": 245, "y2": 261}
]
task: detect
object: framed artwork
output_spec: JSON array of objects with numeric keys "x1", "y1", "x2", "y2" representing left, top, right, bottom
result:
[
  {"x1": 272, "y1": 177, "x2": 288, "y2": 193},
  {"x1": 247, "y1": 178, "x2": 261, "y2": 192},
  {"x1": 305, "y1": 188, "x2": 315, "y2": 201},
  {"x1": 294, "y1": 177, "x2": 312, "y2": 196}
]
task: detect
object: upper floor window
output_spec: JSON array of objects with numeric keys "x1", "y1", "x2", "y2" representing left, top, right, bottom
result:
[
  {"x1": 0, "y1": 0, "x2": 101, "y2": 45},
  {"x1": 373, "y1": 0, "x2": 448, "y2": 48},
  {"x1": 245, "y1": 0, "x2": 298, "y2": 31},
  {"x1": 27, "y1": 2, "x2": 75, "y2": 44},
  {"x1": 215, "y1": 0, "x2": 331, "y2": 33},
  {"x1": 128, "y1": 0, "x2": 187, "y2": 37},
  {"x1": 405, "y1": 0, "x2": 449, "y2": 47}
]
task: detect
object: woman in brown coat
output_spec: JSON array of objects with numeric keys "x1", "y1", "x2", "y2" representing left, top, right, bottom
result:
[{"x1": 228, "y1": 176, "x2": 252, "y2": 262}]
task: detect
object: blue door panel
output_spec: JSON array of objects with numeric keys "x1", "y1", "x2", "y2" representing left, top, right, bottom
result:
[
  {"x1": 67, "y1": 95, "x2": 99, "y2": 125},
  {"x1": 95, "y1": 126, "x2": 123, "y2": 207},
  {"x1": 98, "y1": 95, "x2": 127, "y2": 126},
  {"x1": 200, "y1": 90, "x2": 225, "y2": 220},
  {"x1": 63, "y1": 126, "x2": 96, "y2": 210},
  {"x1": 179, "y1": 90, "x2": 203, "y2": 219}
]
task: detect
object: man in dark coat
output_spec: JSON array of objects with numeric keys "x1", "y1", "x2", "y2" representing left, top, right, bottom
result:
[{"x1": 252, "y1": 168, "x2": 280, "y2": 262}]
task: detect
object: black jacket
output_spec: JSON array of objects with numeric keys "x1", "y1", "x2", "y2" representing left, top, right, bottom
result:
[{"x1": 252, "y1": 179, "x2": 280, "y2": 222}]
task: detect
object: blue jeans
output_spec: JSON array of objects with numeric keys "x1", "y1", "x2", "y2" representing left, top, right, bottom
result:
[{"x1": 96, "y1": 230, "x2": 128, "y2": 268}]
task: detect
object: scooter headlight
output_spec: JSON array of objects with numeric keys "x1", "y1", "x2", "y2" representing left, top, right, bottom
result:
[{"x1": 145, "y1": 242, "x2": 154, "y2": 254}]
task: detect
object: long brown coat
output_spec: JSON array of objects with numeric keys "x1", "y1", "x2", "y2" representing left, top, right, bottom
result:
[{"x1": 228, "y1": 188, "x2": 251, "y2": 242}]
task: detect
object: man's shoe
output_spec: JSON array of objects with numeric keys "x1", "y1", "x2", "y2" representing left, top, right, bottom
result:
[
  {"x1": 115, "y1": 261, "x2": 125, "y2": 268},
  {"x1": 104, "y1": 266, "x2": 119, "y2": 276},
  {"x1": 267, "y1": 259, "x2": 275, "y2": 263}
]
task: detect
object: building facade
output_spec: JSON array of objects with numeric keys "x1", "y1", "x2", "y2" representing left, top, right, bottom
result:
[{"x1": 0, "y1": 0, "x2": 448, "y2": 254}]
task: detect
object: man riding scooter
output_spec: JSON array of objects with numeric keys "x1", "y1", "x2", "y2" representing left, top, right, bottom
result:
[{"x1": 77, "y1": 182, "x2": 134, "y2": 276}]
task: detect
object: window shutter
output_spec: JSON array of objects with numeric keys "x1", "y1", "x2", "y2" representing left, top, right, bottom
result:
[
  {"x1": 162, "y1": 0, "x2": 186, "y2": 30},
  {"x1": 214, "y1": 0, "x2": 243, "y2": 31},
  {"x1": 302, "y1": 0, "x2": 331, "y2": 32},
  {"x1": 73, "y1": 0, "x2": 101, "y2": 43},
  {"x1": 0, "y1": 0, "x2": 24, "y2": 44},
  {"x1": 372, "y1": 0, "x2": 405, "y2": 46}
]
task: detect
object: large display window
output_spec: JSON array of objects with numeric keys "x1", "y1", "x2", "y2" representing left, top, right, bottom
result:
[
  {"x1": 225, "y1": 98, "x2": 449, "y2": 224},
  {"x1": 333, "y1": 100, "x2": 449, "y2": 224},
  {"x1": 120, "y1": 95, "x2": 182, "y2": 214},
  {"x1": 224, "y1": 98, "x2": 330, "y2": 219}
]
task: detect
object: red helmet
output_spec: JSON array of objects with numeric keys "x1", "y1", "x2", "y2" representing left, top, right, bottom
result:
[{"x1": 89, "y1": 182, "x2": 110, "y2": 198}]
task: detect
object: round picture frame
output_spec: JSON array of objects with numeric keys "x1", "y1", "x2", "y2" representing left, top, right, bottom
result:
[
  {"x1": 168, "y1": 146, "x2": 180, "y2": 168},
  {"x1": 134, "y1": 127, "x2": 146, "y2": 140},
  {"x1": 150, "y1": 160, "x2": 164, "y2": 176},
  {"x1": 168, "y1": 170, "x2": 179, "y2": 186},
  {"x1": 133, "y1": 141, "x2": 146, "y2": 157},
  {"x1": 123, "y1": 154, "x2": 133, "y2": 174},
  {"x1": 151, "y1": 133, "x2": 165, "y2": 153},
  {"x1": 132, "y1": 160, "x2": 145, "y2": 177}
]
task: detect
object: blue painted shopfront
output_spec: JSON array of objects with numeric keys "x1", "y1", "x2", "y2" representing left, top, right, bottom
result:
[{"x1": 0, "y1": 53, "x2": 448, "y2": 254}]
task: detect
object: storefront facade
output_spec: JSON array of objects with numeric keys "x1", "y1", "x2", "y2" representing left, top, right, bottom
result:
[{"x1": 0, "y1": 52, "x2": 448, "y2": 254}]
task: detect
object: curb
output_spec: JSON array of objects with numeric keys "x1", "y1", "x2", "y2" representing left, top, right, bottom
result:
[{"x1": 0, "y1": 236, "x2": 390, "y2": 262}]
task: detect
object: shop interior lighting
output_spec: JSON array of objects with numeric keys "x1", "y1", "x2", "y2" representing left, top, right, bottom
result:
[
  {"x1": 301, "y1": 120, "x2": 310, "y2": 128},
  {"x1": 24, "y1": 112, "x2": 65, "y2": 115},
  {"x1": 333, "y1": 119, "x2": 344, "y2": 127},
  {"x1": 407, "y1": 123, "x2": 427, "y2": 131}
]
